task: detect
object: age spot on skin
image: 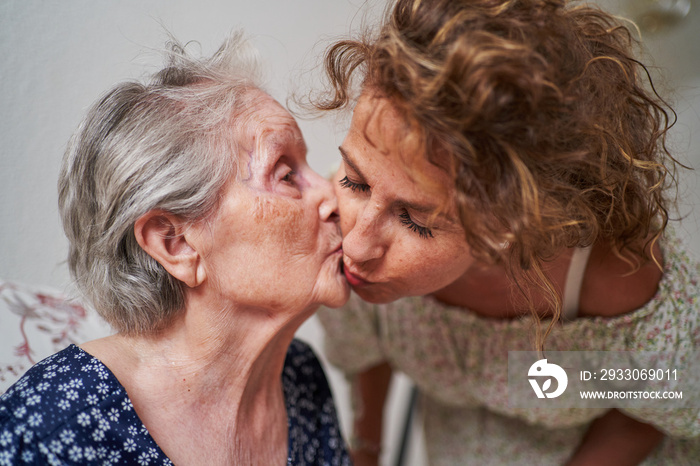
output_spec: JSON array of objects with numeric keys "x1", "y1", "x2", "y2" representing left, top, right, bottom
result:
[{"x1": 251, "y1": 196, "x2": 306, "y2": 248}]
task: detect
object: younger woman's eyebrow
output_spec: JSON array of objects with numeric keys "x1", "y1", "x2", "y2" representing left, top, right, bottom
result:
[
  {"x1": 339, "y1": 145, "x2": 454, "y2": 222},
  {"x1": 338, "y1": 146, "x2": 365, "y2": 180}
]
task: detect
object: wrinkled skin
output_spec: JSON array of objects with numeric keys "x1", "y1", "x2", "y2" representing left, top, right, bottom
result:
[{"x1": 193, "y1": 89, "x2": 348, "y2": 317}]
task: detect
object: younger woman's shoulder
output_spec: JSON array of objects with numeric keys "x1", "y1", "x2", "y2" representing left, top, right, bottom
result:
[{"x1": 579, "y1": 239, "x2": 667, "y2": 318}]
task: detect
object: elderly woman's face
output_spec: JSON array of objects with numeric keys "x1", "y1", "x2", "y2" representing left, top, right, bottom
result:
[
  {"x1": 333, "y1": 92, "x2": 474, "y2": 304},
  {"x1": 195, "y1": 89, "x2": 348, "y2": 314}
]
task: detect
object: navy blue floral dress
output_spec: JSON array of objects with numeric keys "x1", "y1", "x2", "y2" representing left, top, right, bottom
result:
[{"x1": 0, "y1": 339, "x2": 350, "y2": 465}]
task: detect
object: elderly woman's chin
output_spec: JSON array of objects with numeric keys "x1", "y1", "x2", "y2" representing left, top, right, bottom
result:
[{"x1": 318, "y1": 256, "x2": 351, "y2": 309}]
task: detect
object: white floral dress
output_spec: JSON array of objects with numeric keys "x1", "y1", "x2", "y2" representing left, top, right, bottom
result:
[
  {"x1": 318, "y1": 233, "x2": 700, "y2": 465},
  {"x1": 0, "y1": 340, "x2": 350, "y2": 465}
]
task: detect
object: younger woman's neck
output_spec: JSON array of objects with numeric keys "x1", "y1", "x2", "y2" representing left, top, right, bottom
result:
[
  {"x1": 431, "y1": 260, "x2": 518, "y2": 318},
  {"x1": 431, "y1": 251, "x2": 573, "y2": 319}
]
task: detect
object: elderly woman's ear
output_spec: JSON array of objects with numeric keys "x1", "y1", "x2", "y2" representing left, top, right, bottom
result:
[{"x1": 134, "y1": 211, "x2": 206, "y2": 288}]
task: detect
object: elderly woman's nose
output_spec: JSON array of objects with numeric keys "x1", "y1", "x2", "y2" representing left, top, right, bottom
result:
[{"x1": 316, "y1": 175, "x2": 339, "y2": 223}]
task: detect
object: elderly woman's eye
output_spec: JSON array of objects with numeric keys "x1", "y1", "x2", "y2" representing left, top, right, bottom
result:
[
  {"x1": 275, "y1": 160, "x2": 297, "y2": 186},
  {"x1": 339, "y1": 176, "x2": 369, "y2": 193},
  {"x1": 281, "y1": 170, "x2": 296, "y2": 183},
  {"x1": 273, "y1": 162, "x2": 301, "y2": 198}
]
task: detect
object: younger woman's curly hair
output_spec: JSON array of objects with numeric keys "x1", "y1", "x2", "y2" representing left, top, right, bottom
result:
[{"x1": 315, "y1": 0, "x2": 680, "y2": 346}]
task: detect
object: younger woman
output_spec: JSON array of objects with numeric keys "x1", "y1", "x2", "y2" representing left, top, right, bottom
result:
[{"x1": 315, "y1": 0, "x2": 700, "y2": 464}]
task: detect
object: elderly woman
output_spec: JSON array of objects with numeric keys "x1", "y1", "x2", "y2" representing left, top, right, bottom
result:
[{"x1": 0, "y1": 34, "x2": 350, "y2": 465}]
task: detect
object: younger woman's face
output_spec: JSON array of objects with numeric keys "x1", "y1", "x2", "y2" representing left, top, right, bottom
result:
[{"x1": 335, "y1": 92, "x2": 474, "y2": 303}]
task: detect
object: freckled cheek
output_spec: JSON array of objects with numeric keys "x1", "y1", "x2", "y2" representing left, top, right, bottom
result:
[
  {"x1": 382, "y1": 234, "x2": 416, "y2": 273},
  {"x1": 424, "y1": 245, "x2": 471, "y2": 283},
  {"x1": 252, "y1": 197, "x2": 316, "y2": 251},
  {"x1": 400, "y1": 241, "x2": 457, "y2": 277}
]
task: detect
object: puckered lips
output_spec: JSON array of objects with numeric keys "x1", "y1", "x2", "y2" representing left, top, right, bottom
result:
[{"x1": 342, "y1": 260, "x2": 370, "y2": 287}]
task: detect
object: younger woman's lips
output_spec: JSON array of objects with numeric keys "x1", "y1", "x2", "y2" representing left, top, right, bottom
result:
[{"x1": 343, "y1": 266, "x2": 369, "y2": 287}]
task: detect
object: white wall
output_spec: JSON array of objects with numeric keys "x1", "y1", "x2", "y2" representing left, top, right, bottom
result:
[{"x1": 1, "y1": 1, "x2": 698, "y2": 465}]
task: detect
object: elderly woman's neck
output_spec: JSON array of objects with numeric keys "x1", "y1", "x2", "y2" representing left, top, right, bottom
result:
[
  {"x1": 85, "y1": 303, "x2": 308, "y2": 392},
  {"x1": 81, "y1": 303, "x2": 308, "y2": 464}
]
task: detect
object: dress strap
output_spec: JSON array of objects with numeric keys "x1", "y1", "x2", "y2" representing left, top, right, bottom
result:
[{"x1": 561, "y1": 245, "x2": 593, "y2": 321}]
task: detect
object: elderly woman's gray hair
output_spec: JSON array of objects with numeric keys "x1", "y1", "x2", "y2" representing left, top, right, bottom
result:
[{"x1": 58, "y1": 32, "x2": 262, "y2": 334}]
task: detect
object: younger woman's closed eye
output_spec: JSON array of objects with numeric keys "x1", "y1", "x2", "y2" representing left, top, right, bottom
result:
[
  {"x1": 339, "y1": 176, "x2": 369, "y2": 193},
  {"x1": 340, "y1": 175, "x2": 434, "y2": 238},
  {"x1": 399, "y1": 211, "x2": 433, "y2": 239}
]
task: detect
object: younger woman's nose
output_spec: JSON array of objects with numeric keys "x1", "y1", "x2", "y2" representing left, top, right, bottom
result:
[{"x1": 341, "y1": 202, "x2": 385, "y2": 263}]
